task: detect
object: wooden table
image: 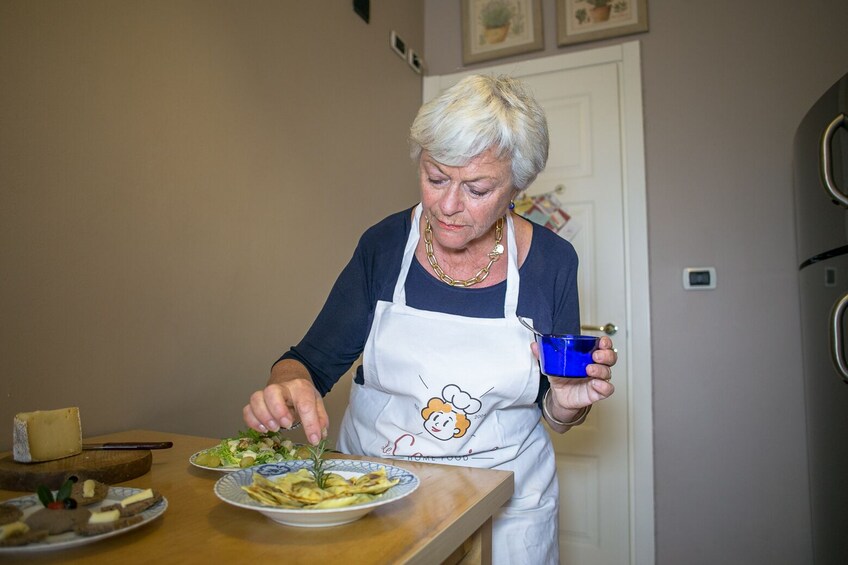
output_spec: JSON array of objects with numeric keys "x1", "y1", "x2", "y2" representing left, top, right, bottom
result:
[{"x1": 0, "y1": 430, "x2": 513, "y2": 564}]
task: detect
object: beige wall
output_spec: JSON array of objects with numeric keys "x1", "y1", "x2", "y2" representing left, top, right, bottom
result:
[
  {"x1": 0, "y1": 1, "x2": 424, "y2": 449},
  {"x1": 424, "y1": 0, "x2": 848, "y2": 563}
]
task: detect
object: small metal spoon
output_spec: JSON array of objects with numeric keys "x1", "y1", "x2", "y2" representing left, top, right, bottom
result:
[{"x1": 518, "y1": 316, "x2": 543, "y2": 337}]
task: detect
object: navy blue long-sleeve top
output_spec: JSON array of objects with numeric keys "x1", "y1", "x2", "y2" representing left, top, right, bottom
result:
[{"x1": 279, "y1": 206, "x2": 581, "y2": 407}]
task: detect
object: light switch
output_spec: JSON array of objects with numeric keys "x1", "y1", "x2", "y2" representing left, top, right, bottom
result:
[
  {"x1": 390, "y1": 31, "x2": 406, "y2": 59},
  {"x1": 683, "y1": 267, "x2": 716, "y2": 290}
]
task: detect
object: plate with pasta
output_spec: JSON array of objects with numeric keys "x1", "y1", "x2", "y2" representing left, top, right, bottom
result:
[{"x1": 214, "y1": 459, "x2": 419, "y2": 527}]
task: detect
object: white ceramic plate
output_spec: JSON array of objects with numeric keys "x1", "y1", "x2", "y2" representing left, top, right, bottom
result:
[
  {"x1": 0, "y1": 486, "x2": 167, "y2": 553},
  {"x1": 190, "y1": 443, "x2": 310, "y2": 473},
  {"x1": 214, "y1": 459, "x2": 419, "y2": 527},
  {"x1": 189, "y1": 450, "x2": 240, "y2": 473}
]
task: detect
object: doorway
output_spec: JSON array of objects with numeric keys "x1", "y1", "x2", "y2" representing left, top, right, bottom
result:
[{"x1": 423, "y1": 41, "x2": 653, "y2": 565}]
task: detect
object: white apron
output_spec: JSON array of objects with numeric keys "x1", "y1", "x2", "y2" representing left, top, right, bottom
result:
[{"x1": 338, "y1": 204, "x2": 559, "y2": 564}]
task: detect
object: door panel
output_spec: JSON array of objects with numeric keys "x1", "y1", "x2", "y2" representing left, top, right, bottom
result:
[
  {"x1": 425, "y1": 59, "x2": 631, "y2": 564},
  {"x1": 527, "y1": 62, "x2": 629, "y2": 565}
]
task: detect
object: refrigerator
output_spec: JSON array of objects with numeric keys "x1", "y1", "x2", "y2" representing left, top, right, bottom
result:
[{"x1": 794, "y1": 71, "x2": 848, "y2": 564}]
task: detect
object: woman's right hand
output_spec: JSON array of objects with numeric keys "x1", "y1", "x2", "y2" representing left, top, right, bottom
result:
[{"x1": 242, "y1": 360, "x2": 330, "y2": 445}]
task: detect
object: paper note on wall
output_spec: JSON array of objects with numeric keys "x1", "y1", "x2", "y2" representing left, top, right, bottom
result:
[{"x1": 515, "y1": 190, "x2": 580, "y2": 241}]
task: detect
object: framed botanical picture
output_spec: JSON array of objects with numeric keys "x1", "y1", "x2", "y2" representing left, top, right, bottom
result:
[
  {"x1": 462, "y1": 0, "x2": 544, "y2": 65},
  {"x1": 556, "y1": 0, "x2": 648, "y2": 46}
]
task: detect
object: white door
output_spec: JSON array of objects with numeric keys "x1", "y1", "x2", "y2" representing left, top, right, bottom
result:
[{"x1": 423, "y1": 43, "x2": 653, "y2": 565}]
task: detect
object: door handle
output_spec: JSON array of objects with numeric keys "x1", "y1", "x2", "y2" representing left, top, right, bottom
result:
[
  {"x1": 581, "y1": 322, "x2": 618, "y2": 335},
  {"x1": 829, "y1": 292, "x2": 848, "y2": 384},
  {"x1": 820, "y1": 113, "x2": 848, "y2": 207}
]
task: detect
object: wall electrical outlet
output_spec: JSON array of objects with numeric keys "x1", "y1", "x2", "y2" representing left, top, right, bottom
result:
[{"x1": 390, "y1": 31, "x2": 406, "y2": 59}]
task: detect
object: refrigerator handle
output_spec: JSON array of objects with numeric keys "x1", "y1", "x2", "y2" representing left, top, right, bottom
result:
[
  {"x1": 830, "y1": 292, "x2": 848, "y2": 384},
  {"x1": 820, "y1": 113, "x2": 848, "y2": 207}
]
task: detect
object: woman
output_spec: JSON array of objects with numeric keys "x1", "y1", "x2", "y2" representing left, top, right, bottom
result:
[{"x1": 244, "y1": 74, "x2": 616, "y2": 564}]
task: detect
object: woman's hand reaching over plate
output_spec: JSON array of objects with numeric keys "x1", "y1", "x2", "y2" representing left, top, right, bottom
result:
[{"x1": 243, "y1": 359, "x2": 330, "y2": 446}]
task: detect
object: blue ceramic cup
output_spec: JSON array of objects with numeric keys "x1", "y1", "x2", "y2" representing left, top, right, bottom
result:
[{"x1": 536, "y1": 334, "x2": 600, "y2": 378}]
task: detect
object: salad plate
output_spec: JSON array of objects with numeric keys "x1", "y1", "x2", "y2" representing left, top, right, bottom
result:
[
  {"x1": 214, "y1": 459, "x2": 419, "y2": 527},
  {"x1": 0, "y1": 486, "x2": 167, "y2": 553},
  {"x1": 189, "y1": 429, "x2": 309, "y2": 471},
  {"x1": 189, "y1": 450, "x2": 239, "y2": 472}
]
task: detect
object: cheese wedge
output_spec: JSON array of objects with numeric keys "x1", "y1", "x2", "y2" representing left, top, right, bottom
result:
[
  {"x1": 12, "y1": 407, "x2": 82, "y2": 463},
  {"x1": 83, "y1": 479, "x2": 96, "y2": 498}
]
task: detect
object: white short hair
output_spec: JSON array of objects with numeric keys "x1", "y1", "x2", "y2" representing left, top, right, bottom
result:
[{"x1": 409, "y1": 74, "x2": 549, "y2": 191}]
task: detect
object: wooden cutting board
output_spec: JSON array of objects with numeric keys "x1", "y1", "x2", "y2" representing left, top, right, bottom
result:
[{"x1": 0, "y1": 450, "x2": 152, "y2": 492}]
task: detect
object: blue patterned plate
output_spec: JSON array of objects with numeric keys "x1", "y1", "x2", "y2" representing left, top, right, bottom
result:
[
  {"x1": 214, "y1": 459, "x2": 419, "y2": 527},
  {"x1": 0, "y1": 486, "x2": 167, "y2": 553}
]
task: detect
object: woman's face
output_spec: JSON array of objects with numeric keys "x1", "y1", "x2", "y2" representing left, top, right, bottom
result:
[{"x1": 419, "y1": 149, "x2": 516, "y2": 252}]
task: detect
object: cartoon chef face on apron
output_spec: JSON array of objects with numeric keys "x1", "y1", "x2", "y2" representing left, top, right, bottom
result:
[{"x1": 421, "y1": 384, "x2": 480, "y2": 441}]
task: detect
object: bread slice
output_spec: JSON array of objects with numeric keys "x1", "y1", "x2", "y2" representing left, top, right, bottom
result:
[
  {"x1": 74, "y1": 514, "x2": 143, "y2": 537},
  {"x1": 0, "y1": 504, "x2": 23, "y2": 526},
  {"x1": 100, "y1": 490, "x2": 163, "y2": 517},
  {"x1": 0, "y1": 522, "x2": 48, "y2": 547},
  {"x1": 70, "y1": 478, "x2": 110, "y2": 506}
]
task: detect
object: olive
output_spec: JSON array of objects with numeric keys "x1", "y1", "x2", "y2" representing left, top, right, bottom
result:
[
  {"x1": 194, "y1": 453, "x2": 217, "y2": 467},
  {"x1": 63, "y1": 498, "x2": 78, "y2": 509}
]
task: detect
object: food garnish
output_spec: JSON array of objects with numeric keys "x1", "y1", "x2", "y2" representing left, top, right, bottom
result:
[
  {"x1": 37, "y1": 476, "x2": 78, "y2": 510},
  {"x1": 195, "y1": 429, "x2": 309, "y2": 469},
  {"x1": 307, "y1": 439, "x2": 329, "y2": 489}
]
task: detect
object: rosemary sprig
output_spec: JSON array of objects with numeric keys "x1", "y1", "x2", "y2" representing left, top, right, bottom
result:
[{"x1": 307, "y1": 439, "x2": 328, "y2": 489}]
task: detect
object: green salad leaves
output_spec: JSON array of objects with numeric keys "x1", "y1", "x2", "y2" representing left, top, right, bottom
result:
[{"x1": 195, "y1": 429, "x2": 311, "y2": 469}]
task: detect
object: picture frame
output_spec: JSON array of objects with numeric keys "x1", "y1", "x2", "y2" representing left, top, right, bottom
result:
[
  {"x1": 461, "y1": 0, "x2": 544, "y2": 65},
  {"x1": 556, "y1": 0, "x2": 648, "y2": 47}
]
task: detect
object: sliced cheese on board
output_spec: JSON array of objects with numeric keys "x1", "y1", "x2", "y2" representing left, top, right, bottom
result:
[{"x1": 12, "y1": 407, "x2": 82, "y2": 463}]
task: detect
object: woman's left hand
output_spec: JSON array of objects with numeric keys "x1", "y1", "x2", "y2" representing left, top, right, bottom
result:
[{"x1": 533, "y1": 335, "x2": 617, "y2": 412}]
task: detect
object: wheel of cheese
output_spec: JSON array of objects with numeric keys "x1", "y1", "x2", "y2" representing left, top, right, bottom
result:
[{"x1": 0, "y1": 450, "x2": 152, "y2": 492}]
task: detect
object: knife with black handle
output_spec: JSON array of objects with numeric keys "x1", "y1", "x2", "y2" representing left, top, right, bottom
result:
[{"x1": 81, "y1": 442, "x2": 173, "y2": 450}]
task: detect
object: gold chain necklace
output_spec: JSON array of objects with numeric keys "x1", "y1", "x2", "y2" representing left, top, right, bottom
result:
[{"x1": 423, "y1": 215, "x2": 505, "y2": 287}]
